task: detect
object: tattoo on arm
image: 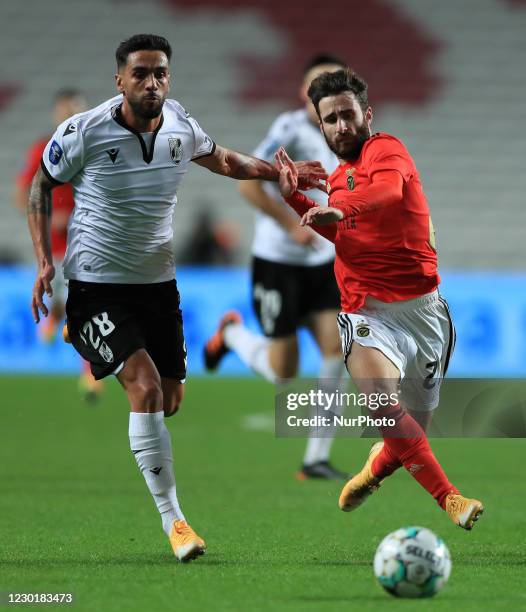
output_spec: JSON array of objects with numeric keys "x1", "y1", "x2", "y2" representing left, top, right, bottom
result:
[
  {"x1": 27, "y1": 167, "x2": 56, "y2": 266},
  {"x1": 28, "y1": 168, "x2": 53, "y2": 217}
]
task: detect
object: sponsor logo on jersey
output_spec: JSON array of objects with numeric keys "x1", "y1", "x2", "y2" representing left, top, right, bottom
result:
[
  {"x1": 168, "y1": 137, "x2": 183, "y2": 165},
  {"x1": 356, "y1": 324, "x2": 370, "y2": 337},
  {"x1": 98, "y1": 341, "x2": 114, "y2": 363},
  {"x1": 49, "y1": 140, "x2": 63, "y2": 165},
  {"x1": 63, "y1": 123, "x2": 77, "y2": 136},
  {"x1": 346, "y1": 167, "x2": 355, "y2": 190},
  {"x1": 106, "y1": 148, "x2": 120, "y2": 164}
]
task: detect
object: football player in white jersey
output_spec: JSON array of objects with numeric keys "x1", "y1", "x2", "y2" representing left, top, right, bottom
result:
[
  {"x1": 204, "y1": 55, "x2": 350, "y2": 480},
  {"x1": 27, "y1": 34, "x2": 327, "y2": 563}
]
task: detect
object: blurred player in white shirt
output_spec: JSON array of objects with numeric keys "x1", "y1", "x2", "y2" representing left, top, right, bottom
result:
[{"x1": 204, "y1": 55, "x2": 350, "y2": 480}]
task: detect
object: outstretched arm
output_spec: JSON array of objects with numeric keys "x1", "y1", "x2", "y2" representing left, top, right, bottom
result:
[
  {"x1": 193, "y1": 144, "x2": 327, "y2": 189},
  {"x1": 275, "y1": 148, "x2": 337, "y2": 243},
  {"x1": 302, "y1": 170, "x2": 404, "y2": 228},
  {"x1": 27, "y1": 166, "x2": 56, "y2": 323}
]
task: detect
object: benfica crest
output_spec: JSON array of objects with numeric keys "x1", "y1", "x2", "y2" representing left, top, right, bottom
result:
[
  {"x1": 356, "y1": 324, "x2": 370, "y2": 337},
  {"x1": 168, "y1": 137, "x2": 183, "y2": 165},
  {"x1": 346, "y1": 167, "x2": 356, "y2": 191}
]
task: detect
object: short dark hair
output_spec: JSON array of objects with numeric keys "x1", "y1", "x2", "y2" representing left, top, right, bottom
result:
[
  {"x1": 308, "y1": 68, "x2": 369, "y2": 117},
  {"x1": 303, "y1": 53, "x2": 347, "y2": 76},
  {"x1": 116, "y1": 34, "x2": 172, "y2": 69}
]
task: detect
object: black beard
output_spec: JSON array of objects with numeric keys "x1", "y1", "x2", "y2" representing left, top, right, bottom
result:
[
  {"x1": 324, "y1": 124, "x2": 370, "y2": 161},
  {"x1": 127, "y1": 95, "x2": 164, "y2": 120}
]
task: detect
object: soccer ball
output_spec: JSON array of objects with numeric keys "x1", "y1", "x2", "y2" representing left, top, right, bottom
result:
[{"x1": 373, "y1": 526, "x2": 451, "y2": 598}]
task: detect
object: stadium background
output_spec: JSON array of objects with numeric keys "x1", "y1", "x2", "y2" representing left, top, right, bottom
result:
[{"x1": 1, "y1": 0, "x2": 526, "y2": 377}]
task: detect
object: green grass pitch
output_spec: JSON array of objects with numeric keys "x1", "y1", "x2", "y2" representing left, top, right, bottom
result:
[{"x1": 1, "y1": 375, "x2": 525, "y2": 611}]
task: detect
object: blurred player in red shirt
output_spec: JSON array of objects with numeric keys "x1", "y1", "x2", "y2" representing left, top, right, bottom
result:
[
  {"x1": 14, "y1": 89, "x2": 102, "y2": 401},
  {"x1": 275, "y1": 68, "x2": 484, "y2": 530}
]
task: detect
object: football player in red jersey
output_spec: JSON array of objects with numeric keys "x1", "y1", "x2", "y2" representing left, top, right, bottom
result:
[
  {"x1": 14, "y1": 89, "x2": 102, "y2": 401},
  {"x1": 275, "y1": 68, "x2": 484, "y2": 530}
]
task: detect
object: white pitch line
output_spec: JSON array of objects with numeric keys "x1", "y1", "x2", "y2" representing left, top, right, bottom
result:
[{"x1": 241, "y1": 413, "x2": 274, "y2": 432}]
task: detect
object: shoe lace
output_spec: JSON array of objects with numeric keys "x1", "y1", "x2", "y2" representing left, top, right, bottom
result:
[
  {"x1": 447, "y1": 494, "x2": 464, "y2": 513},
  {"x1": 174, "y1": 522, "x2": 188, "y2": 534},
  {"x1": 173, "y1": 521, "x2": 197, "y2": 543}
]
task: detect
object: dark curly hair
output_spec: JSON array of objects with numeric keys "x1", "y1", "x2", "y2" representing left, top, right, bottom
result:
[
  {"x1": 308, "y1": 68, "x2": 369, "y2": 117},
  {"x1": 116, "y1": 34, "x2": 172, "y2": 69}
]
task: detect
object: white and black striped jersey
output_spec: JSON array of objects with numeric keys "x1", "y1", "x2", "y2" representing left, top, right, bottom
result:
[
  {"x1": 41, "y1": 94, "x2": 214, "y2": 284},
  {"x1": 251, "y1": 108, "x2": 338, "y2": 266}
]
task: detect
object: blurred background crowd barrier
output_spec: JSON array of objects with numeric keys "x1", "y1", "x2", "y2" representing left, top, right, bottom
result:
[
  {"x1": 1, "y1": 0, "x2": 525, "y2": 376},
  {"x1": 1, "y1": 266, "x2": 525, "y2": 376}
]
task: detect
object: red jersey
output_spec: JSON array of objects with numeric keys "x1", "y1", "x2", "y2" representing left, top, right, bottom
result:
[
  {"x1": 286, "y1": 133, "x2": 439, "y2": 312},
  {"x1": 17, "y1": 137, "x2": 75, "y2": 258}
]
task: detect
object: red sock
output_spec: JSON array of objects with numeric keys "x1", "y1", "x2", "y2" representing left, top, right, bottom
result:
[
  {"x1": 371, "y1": 405, "x2": 459, "y2": 509},
  {"x1": 370, "y1": 441, "x2": 402, "y2": 477}
]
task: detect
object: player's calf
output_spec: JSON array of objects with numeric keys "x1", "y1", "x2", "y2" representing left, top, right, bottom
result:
[{"x1": 162, "y1": 379, "x2": 185, "y2": 417}]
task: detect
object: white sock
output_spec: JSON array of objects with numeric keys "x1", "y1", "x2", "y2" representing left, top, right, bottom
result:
[
  {"x1": 224, "y1": 323, "x2": 277, "y2": 383},
  {"x1": 303, "y1": 356, "x2": 347, "y2": 465},
  {"x1": 129, "y1": 411, "x2": 185, "y2": 535}
]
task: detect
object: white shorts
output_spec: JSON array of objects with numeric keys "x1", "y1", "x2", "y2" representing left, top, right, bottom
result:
[{"x1": 337, "y1": 290, "x2": 456, "y2": 412}]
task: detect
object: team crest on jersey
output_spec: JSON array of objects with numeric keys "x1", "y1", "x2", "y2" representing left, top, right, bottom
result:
[
  {"x1": 168, "y1": 137, "x2": 183, "y2": 165},
  {"x1": 98, "y1": 341, "x2": 114, "y2": 363},
  {"x1": 356, "y1": 323, "x2": 370, "y2": 338},
  {"x1": 49, "y1": 140, "x2": 63, "y2": 165},
  {"x1": 346, "y1": 167, "x2": 356, "y2": 191}
]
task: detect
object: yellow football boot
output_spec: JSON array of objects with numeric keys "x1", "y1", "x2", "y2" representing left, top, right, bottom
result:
[
  {"x1": 338, "y1": 441, "x2": 384, "y2": 511},
  {"x1": 445, "y1": 494, "x2": 484, "y2": 530},
  {"x1": 169, "y1": 520, "x2": 206, "y2": 562}
]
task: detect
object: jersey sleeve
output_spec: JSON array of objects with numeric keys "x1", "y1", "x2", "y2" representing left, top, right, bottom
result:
[
  {"x1": 41, "y1": 120, "x2": 84, "y2": 184},
  {"x1": 364, "y1": 134, "x2": 414, "y2": 182},
  {"x1": 284, "y1": 192, "x2": 337, "y2": 243},
  {"x1": 188, "y1": 116, "x2": 216, "y2": 160},
  {"x1": 252, "y1": 113, "x2": 295, "y2": 162}
]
